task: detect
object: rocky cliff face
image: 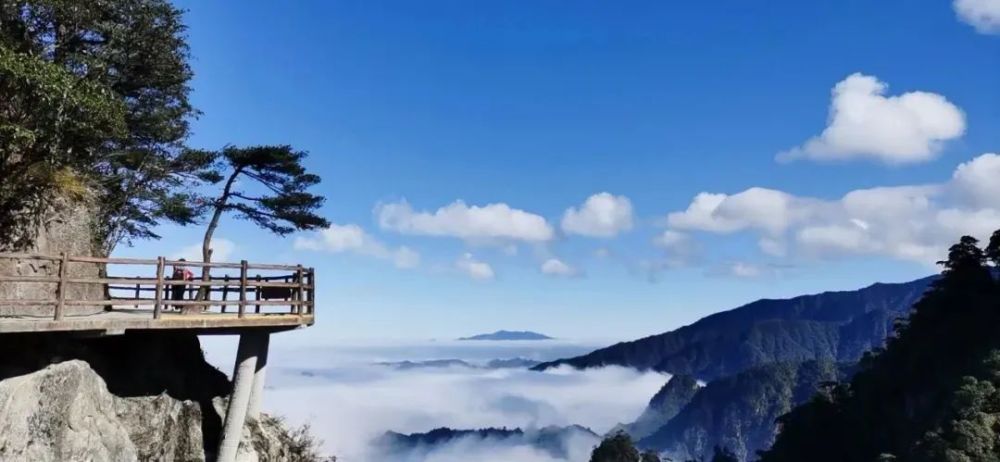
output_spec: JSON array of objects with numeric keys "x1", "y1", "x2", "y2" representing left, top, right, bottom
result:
[
  {"x1": 0, "y1": 332, "x2": 321, "y2": 462},
  {"x1": 0, "y1": 196, "x2": 104, "y2": 316}
]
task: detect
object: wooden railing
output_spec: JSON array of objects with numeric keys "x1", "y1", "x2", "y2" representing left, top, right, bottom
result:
[{"x1": 0, "y1": 253, "x2": 315, "y2": 322}]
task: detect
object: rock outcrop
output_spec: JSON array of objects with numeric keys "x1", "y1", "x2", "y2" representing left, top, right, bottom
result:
[
  {"x1": 0, "y1": 196, "x2": 104, "y2": 317},
  {"x1": 0, "y1": 332, "x2": 321, "y2": 462}
]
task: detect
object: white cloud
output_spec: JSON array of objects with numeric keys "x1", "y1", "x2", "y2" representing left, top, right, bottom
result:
[
  {"x1": 456, "y1": 253, "x2": 495, "y2": 280},
  {"x1": 561, "y1": 193, "x2": 634, "y2": 238},
  {"x1": 253, "y1": 341, "x2": 668, "y2": 462},
  {"x1": 667, "y1": 187, "x2": 803, "y2": 235},
  {"x1": 779, "y1": 73, "x2": 966, "y2": 164},
  {"x1": 952, "y1": 153, "x2": 1000, "y2": 208},
  {"x1": 665, "y1": 153, "x2": 1000, "y2": 265},
  {"x1": 294, "y1": 223, "x2": 420, "y2": 269},
  {"x1": 540, "y1": 258, "x2": 578, "y2": 278},
  {"x1": 174, "y1": 238, "x2": 236, "y2": 262},
  {"x1": 955, "y1": 0, "x2": 1000, "y2": 34},
  {"x1": 376, "y1": 200, "x2": 554, "y2": 243}
]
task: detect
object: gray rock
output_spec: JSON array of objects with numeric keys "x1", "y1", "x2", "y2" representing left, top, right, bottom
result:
[
  {"x1": 0, "y1": 333, "x2": 324, "y2": 462},
  {"x1": 0, "y1": 196, "x2": 104, "y2": 317}
]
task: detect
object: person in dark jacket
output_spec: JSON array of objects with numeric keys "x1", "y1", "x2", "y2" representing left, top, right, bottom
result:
[{"x1": 170, "y1": 259, "x2": 194, "y2": 311}]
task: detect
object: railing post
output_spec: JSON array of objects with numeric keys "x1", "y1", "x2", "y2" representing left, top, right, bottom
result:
[
  {"x1": 306, "y1": 267, "x2": 315, "y2": 315},
  {"x1": 295, "y1": 265, "x2": 304, "y2": 316},
  {"x1": 238, "y1": 260, "x2": 248, "y2": 318},
  {"x1": 153, "y1": 256, "x2": 165, "y2": 319},
  {"x1": 221, "y1": 274, "x2": 230, "y2": 313},
  {"x1": 54, "y1": 252, "x2": 68, "y2": 321},
  {"x1": 254, "y1": 274, "x2": 261, "y2": 313}
]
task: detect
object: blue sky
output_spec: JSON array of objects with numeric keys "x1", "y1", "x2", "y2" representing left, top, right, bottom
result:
[{"x1": 123, "y1": 0, "x2": 1000, "y2": 342}]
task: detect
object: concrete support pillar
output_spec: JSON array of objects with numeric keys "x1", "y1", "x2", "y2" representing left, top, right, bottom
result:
[
  {"x1": 246, "y1": 332, "x2": 270, "y2": 419},
  {"x1": 217, "y1": 332, "x2": 266, "y2": 462}
]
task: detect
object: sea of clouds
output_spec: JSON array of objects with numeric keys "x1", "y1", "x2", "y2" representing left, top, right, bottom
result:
[{"x1": 201, "y1": 338, "x2": 668, "y2": 462}]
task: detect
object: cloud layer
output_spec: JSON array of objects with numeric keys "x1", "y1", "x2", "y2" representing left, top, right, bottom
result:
[
  {"x1": 955, "y1": 0, "x2": 1000, "y2": 34},
  {"x1": 666, "y1": 153, "x2": 1000, "y2": 265},
  {"x1": 250, "y1": 342, "x2": 667, "y2": 462},
  {"x1": 779, "y1": 73, "x2": 965, "y2": 164}
]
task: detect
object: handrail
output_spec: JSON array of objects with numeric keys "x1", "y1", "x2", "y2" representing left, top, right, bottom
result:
[{"x1": 0, "y1": 252, "x2": 316, "y2": 323}]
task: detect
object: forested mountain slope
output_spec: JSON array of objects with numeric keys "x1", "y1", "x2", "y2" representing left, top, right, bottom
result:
[
  {"x1": 760, "y1": 234, "x2": 1000, "y2": 462},
  {"x1": 535, "y1": 277, "x2": 934, "y2": 381},
  {"x1": 639, "y1": 361, "x2": 850, "y2": 461}
]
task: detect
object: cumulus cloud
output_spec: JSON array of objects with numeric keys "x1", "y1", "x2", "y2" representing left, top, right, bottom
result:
[
  {"x1": 561, "y1": 193, "x2": 634, "y2": 238},
  {"x1": 952, "y1": 153, "x2": 1000, "y2": 208},
  {"x1": 664, "y1": 153, "x2": 1000, "y2": 265},
  {"x1": 251, "y1": 341, "x2": 668, "y2": 462},
  {"x1": 667, "y1": 188, "x2": 806, "y2": 235},
  {"x1": 540, "y1": 258, "x2": 578, "y2": 278},
  {"x1": 376, "y1": 200, "x2": 554, "y2": 243},
  {"x1": 455, "y1": 253, "x2": 495, "y2": 280},
  {"x1": 779, "y1": 73, "x2": 965, "y2": 164},
  {"x1": 294, "y1": 223, "x2": 420, "y2": 269},
  {"x1": 955, "y1": 0, "x2": 1000, "y2": 34},
  {"x1": 174, "y1": 238, "x2": 236, "y2": 262}
]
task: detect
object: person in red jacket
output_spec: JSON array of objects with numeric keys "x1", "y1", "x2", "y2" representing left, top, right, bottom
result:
[{"x1": 170, "y1": 259, "x2": 194, "y2": 311}]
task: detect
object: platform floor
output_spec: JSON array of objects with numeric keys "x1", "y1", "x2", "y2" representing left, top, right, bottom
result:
[{"x1": 0, "y1": 307, "x2": 313, "y2": 334}]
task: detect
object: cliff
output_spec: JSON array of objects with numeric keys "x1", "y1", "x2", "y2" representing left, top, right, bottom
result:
[
  {"x1": 0, "y1": 331, "x2": 322, "y2": 462},
  {"x1": 0, "y1": 197, "x2": 105, "y2": 316}
]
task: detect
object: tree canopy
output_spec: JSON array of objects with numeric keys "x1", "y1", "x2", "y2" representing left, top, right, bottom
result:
[
  {"x1": 759, "y1": 232, "x2": 1000, "y2": 462},
  {"x1": 191, "y1": 145, "x2": 328, "y2": 297},
  {"x1": 0, "y1": 0, "x2": 210, "y2": 252}
]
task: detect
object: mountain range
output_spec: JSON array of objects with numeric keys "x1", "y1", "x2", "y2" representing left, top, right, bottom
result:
[
  {"x1": 459, "y1": 330, "x2": 554, "y2": 341},
  {"x1": 374, "y1": 425, "x2": 598, "y2": 459},
  {"x1": 534, "y1": 275, "x2": 937, "y2": 461},
  {"x1": 534, "y1": 276, "x2": 935, "y2": 381}
]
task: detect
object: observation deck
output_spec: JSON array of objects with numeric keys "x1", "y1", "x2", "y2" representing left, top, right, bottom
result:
[{"x1": 0, "y1": 253, "x2": 315, "y2": 335}]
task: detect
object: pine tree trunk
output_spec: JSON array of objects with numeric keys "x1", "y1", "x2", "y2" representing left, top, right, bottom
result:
[{"x1": 195, "y1": 168, "x2": 241, "y2": 313}]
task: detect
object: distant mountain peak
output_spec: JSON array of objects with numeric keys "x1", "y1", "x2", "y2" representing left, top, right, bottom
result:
[
  {"x1": 458, "y1": 330, "x2": 553, "y2": 341},
  {"x1": 375, "y1": 425, "x2": 598, "y2": 460}
]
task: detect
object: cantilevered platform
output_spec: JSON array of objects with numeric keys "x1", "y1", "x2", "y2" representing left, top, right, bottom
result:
[
  {"x1": 0, "y1": 253, "x2": 315, "y2": 335},
  {"x1": 0, "y1": 252, "x2": 317, "y2": 462}
]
